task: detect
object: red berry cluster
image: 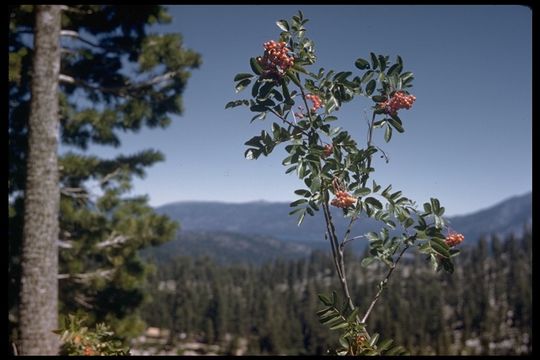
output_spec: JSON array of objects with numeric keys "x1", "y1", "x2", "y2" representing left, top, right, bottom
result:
[
  {"x1": 445, "y1": 232, "x2": 465, "y2": 247},
  {"x1": 305, "y1": 94, "x2": 323, "y2": 112},
  {"x1": 331, "y1": 190, "x2": 357, "y2": 208},
  {"x1": 323, "y1": 144, "x2": 333, "y2": 157},
  {"x1": 83, "y1": 346, "x2": 95, "y2": 356},
  {"x1": 378, "y1": 91, "x2": 416, "y2": 115},
  {"x1": 257, "y1": 40, "x2": 295, "y2": 79}
]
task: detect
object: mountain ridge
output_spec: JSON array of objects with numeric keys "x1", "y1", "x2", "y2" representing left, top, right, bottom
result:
[
  {"x1": 145, "y1": 191, "x2": 532, "y2": 264},
  {"x1": 155, "y1": 191, "x2": 532, "y2": 242}
]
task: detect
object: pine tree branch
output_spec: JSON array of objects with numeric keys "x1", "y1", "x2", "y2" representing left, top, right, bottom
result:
[
  {"x1": 59, "y1": 71, "x2": 179, "y2": 96},
  {"x1": 60, "y1": 186, "x2": 89, "y2": 199},
  {"x1": 95, "y1": 233, "x2": 129, "y2": 249},
  {"x1": 60, "y1": 30, "x2": 102, "y2": 49},
  {"x1": 58, "y1": 268, "x2": 115, "y2": 283},
  {"x1": 59, "y1": 5, "x2": 96, "y2": 15},
  {"x1": 57, "y1": 239, "x2": 73, "y2": 249}
]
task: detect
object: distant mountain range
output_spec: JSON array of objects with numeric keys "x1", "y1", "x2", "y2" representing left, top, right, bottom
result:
[{"x1": 147, "y1": 191, "x2": 532, "y2": 264}]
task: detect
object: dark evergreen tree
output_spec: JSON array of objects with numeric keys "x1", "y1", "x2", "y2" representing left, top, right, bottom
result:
[{"x1": 9, "y1": 4, "x2": 201, "y2": 344}]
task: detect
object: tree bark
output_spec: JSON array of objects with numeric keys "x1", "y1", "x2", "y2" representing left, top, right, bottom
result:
[{"x1": 19, "y1": 5, "x2": 61, "y2": 355}]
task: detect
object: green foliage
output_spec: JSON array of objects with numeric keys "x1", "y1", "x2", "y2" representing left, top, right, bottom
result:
[
  {"x1": 227, "y1": 11, "x2": 461, "y2": 354},
  {"x1": 9, "y1": 5, "x2": 200, "y2": 343},
  {"x1": 55, "y1": 314, "x2": 130, "y2": 355},
  {"x1": 316, "y1": 292, "x2": 408, "y2": 355}
]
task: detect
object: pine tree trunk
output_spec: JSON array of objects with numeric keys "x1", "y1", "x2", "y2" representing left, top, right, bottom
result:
[{"x1": 19, "y1": 5, "x2": 61, "y2": 355}]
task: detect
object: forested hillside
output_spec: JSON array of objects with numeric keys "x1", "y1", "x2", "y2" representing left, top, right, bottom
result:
[{"x1": 140, "y1": 227, "x2": 532, "y2": 355}]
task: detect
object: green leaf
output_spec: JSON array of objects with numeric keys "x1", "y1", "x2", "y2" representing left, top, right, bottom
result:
[
  {"x1": 396, "y1": 55, "x2": 403, "y2": 67},
  {"x1": 339, "y1": 336, "x2": 349, "y2": 349},
  {"x1": 366, "y1": 80, "x2": 376, "y2": 95},
  {"x1": 250, "y1": 57, "x2": 263, "y2": 75},
  {"x1": 354, "y1": 187, "x2": 371, "y2": 196},
  {"x1": 225, "y1": 100, "x2": 249, "y2": 109},
  {"x1": 431, "y1": 197, "x2": 441, "y2": 214},
  {"x1": 292, "y1": 63, "x2": 309, "y2": 75},
  {"x1": 347, "y1": 308, "x2": 359, "y2": 322},
  {"x1": 386, "y1": 63, "x2": 402, "y2": 76},
  {"x1": 441, "y1": 257, "x2": 455, "y2": 273},
  {"x1": 285, "y1": 165, "x2": 297, "y2": 174},
  {"x1": 294, "y1": 189, "x2": 311, "y2": 197},
  {"x1": 369, "y1": 333, "x2": 380, "y2": 347},
  {"x1": 400, "y1": 71, "x2": 414, "y2": 82},
  {"x1": 361, "y1": 256, "x2": 376, "y2": 267},
  {"x1": 355, "y1": 58, "x2": 370, "y2": 70},
  {"x1": 288, "y1": 208, "x2": 303, "y2": 216},
  {"x1": 258, "y1": 81, "x2": 274, "y2": 99},
  {"x1": 281, "y1": 80, "x2": 293, "y2": 105},
  {"x1": 372, "y1": 180, "x2": 381, "y2": 193},
  {"x1": 276, "y1": 20, "x2": 289, "y2": 31},
  {"x1": 430, "y1": 240, "x2": 450, "y2": 258},
  {"x1": 234, "y1": 73, "x2": 253, "y2": 82},
  {"x1": 318, "y1": 293, "x2": 333, "y2": 306},
  {"x1": 324, "y1": 116, "x2": 338, "y2": 122},
  {"x1": 321, "y1": 316, "x2": 343, "y2": 327},
  {"x1": 361, "y1": 70, "x2": 374, "y2": 83},
  {"x1": 378, "y1": 55, "x2": 387, "y2": 71},
  {"x1": 384, "y1": 125, "x2": 392, "y2": 142},
  {"x1": 249, "y1": 104, "x2": 267, "y2": 112},
  {"x1": 286, "y1": 70, "x2": 302, "y2": 87},
  {"x1": 329, "y1": 322, "x2": 349, "y2": 331},
  {"x1": 365, "y1": 197, "x2": 382, "y2": 209},
  {"x1": 366, "y1": 232, "x2": 379, "y2": 241},
  {"x1": 370, "y1": 52, "x2": 379, "y2": 69},
  {"x1": 372, "y1": 95, "x2": 387, "y2": 102},
  {"x1": 385, "y1": 345, "x2": 405, "y2": 355},
  {"x1": 423, "y1": 202, "x2": 432, "y2": 213},
  {"x1": 290, "y1": 199, "x2": 308, "y2": 207},
  {"x1": 377, "y1": 339, "x2": 394, "y2": 352},
  {"x1": 388, "y1": 117, "x2": 404, "y2": 133},
  {"x1": 244, "y1": 148, "x2": 261, "y2": 160},
  {"x1": 316, "y1": 307, "x2": 333, "y2": 316},
  {"x1": 235, "y1": 78, "x2": 251, "y2": 93}
]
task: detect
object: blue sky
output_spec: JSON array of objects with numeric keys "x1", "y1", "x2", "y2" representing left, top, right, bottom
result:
[{"x1": 72, "y1": 5, "x2": 532, "y2": 217}]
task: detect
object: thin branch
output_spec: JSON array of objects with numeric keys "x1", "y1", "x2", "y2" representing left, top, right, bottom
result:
[
  {"x1": 339, "y1": 214, "x2": 359, "y2": 251},
  {"x1": 322, "y1": 201, "x2": 344, "y2": 280},
  {"x1": 322, "y1": 201, "x2": 356, "y2": 314},
  {"x1": 340, "y1": 234, "x2": 367, "y2": 249},
  {"x1": 267, "y1": 107, "x2": 310, "y2": 137},
  {"x1": 99, "y1": 168, "x2": 122, "y2": 186},
  {"x1": 60, "y1": 29, "x2": 102, "y2": 49},
  {"x1": 74, "y1": 294, "x2": 94, "y2": 309},
  {"x1": 361, "y1": 245, "x2": 410, "y2": 324},
  {"x1": 59, "y1": 71, "x2": 178, "y2": 96},
  {"x1": 60, "y1": 5, "x2": 96, "y2": 15},
  {"x1": 57, "y1": 239, "x2": 74, "y2": 249},
  {"x1": 58, "y1": 268, "x2": 115, "y2": 283},
  {"x1": 95, "y1": 233, "x2": 129, "y2": 249},
  {"x1": 60, "y1": 186, "x2": 89, "y2": 199},
  {"x1": 375, "y1": 145, "x2": 389, "y2": 163},
  {"x1": 360, "y1": 111, "x2": 377, "y2": 188}
]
